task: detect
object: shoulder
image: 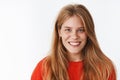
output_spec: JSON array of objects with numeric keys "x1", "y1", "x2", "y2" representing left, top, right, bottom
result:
[
  {"x1": 36, "y1": 58, "x2": 46, "y2": 67},
  {"x1": 108, "y1": 67, "x2": 116, "y2": 80},
  {"x1": 31, "y1": 57, "x2": 47, "y2": 80},
  {"x1": 33, "y1": 57, "x2": 47, "y2": 70}
]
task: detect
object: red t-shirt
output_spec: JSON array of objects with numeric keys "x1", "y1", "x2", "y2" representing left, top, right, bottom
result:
[{"x1": 31, "y1": 59, "x2": 116, "y2": 80}]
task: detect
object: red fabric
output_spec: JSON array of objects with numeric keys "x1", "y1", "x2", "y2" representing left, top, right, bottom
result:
[
  {"x1": 108, "y1": 68, "x2": 116, "y2": 80},
  {"x1": 68, "y1": 61, "x2": 83, "y2": 80},
  {"x1": 31, "y1": 59, "x2": 43, "y2": 80},
  {"x1": 31, "y1": 59, "x2": 116, "y2": 80}
]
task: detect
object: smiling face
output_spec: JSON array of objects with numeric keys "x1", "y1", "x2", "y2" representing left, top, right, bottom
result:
[{"x1": 59, "y1": 15, "x2": 87, "y2": 60}]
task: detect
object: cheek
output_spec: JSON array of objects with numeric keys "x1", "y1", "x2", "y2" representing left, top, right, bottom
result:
[
  {"x1": 61, "y1": 33, "x2": 70, "y2": 40},
  {"x1": 61, "y1": 35, "x2": 70, "y2": 46},
  {"x1": 81, "y1": 34, "x2": 87, "y2": 40}
]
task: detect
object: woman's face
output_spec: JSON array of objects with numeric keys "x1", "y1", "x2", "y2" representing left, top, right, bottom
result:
[{"x1": 59, "y1": 15, "x2": 87, "y2": 57}]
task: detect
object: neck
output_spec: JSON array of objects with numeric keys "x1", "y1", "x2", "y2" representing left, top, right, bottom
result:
[{"x1": 68, "y1": 53, "x2": 83, "y2": 62}]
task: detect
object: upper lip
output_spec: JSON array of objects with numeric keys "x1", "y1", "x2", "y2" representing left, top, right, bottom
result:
[{"x1": 68, "y1": 41, "x2": 81, "y2": 43}]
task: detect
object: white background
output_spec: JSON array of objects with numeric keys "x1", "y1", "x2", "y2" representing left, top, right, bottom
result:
[{"x1": 0, "y1": 0, "x2": 120, "y2": 80}]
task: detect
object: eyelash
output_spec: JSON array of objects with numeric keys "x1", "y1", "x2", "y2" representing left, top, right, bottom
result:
[
  {"x1": 65, "y1": 29, "x2": 72, "y2": 32},
  {"x1": 64, "y1": 29, "x2": 85, "y2": 32},
  {"x1": 78, "y1": 29, "x2": 85, "y2": 32}
]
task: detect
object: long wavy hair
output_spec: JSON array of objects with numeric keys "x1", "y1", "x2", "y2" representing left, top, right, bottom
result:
[{"x1": 42, "y1": 4, "x2": 116, "y2": 80}]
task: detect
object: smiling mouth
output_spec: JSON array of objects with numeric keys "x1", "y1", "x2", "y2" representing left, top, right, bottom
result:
[{"x1": 68, "y1": 42, "x2": 81, "y2": 46}]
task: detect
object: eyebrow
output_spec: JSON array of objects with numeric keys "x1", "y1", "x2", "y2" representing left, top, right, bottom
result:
[
  {"x1": 63, "y1": 26, "x2": 71, "y2": 28},
  {"x1": 63, "y1": 26, "x2": 84, "y2": 29}
]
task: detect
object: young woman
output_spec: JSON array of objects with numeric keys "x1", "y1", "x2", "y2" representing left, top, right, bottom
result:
[{"x1": 31, "y1": 4, "x2": 116, "y2": 80}]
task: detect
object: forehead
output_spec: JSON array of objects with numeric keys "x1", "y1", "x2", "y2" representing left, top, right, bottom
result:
[{"x1": 61, "y1": 15, "x2": 84, "y2": 28}]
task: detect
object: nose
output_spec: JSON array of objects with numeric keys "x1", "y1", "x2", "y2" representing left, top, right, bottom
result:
[{"x1": 71, "y1": 31, "x2": 79, "y2": 39}]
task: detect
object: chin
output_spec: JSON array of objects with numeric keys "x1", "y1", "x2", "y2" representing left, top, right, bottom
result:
[{"x1": 68, "y1": 51, "x2": 81, "y2": 54}]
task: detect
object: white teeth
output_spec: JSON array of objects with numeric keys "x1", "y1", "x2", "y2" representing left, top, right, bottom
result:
[{"x1": 69, "y1": 42, "x2": 80, "y2": 46}]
